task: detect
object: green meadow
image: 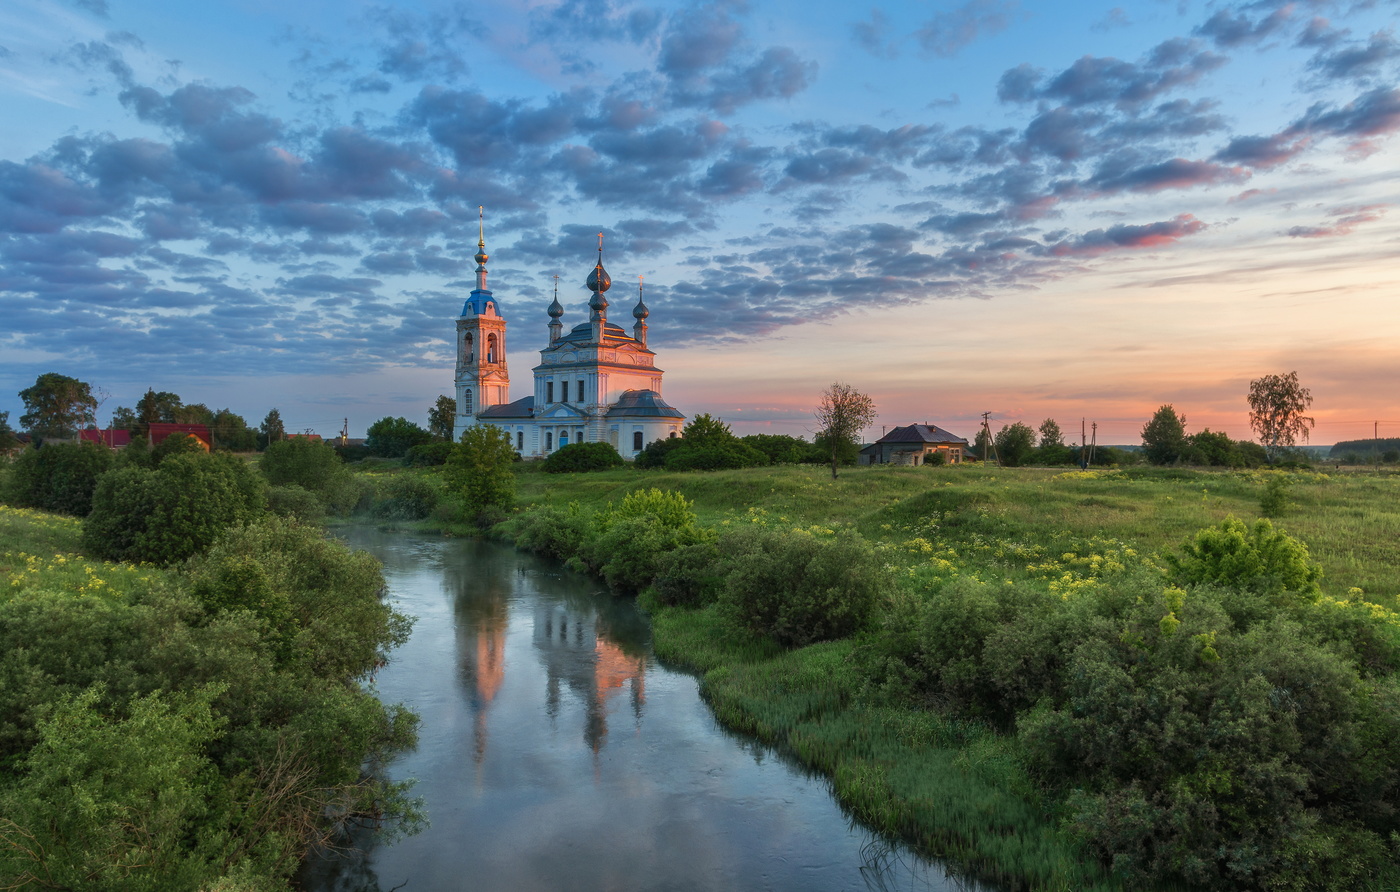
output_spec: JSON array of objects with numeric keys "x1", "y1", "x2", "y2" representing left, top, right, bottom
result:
[{"x1": 496, "y1": 462, "x2": 1400, "y2": 892}]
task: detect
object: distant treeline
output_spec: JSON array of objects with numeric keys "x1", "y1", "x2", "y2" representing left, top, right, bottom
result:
[{"x1": 1329, "y1": 438, "x2": 1400, "y2": 458}]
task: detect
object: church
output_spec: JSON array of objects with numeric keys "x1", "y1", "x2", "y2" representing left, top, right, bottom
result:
[{"x1": 452, "y1": 224, "x2": 687, "y2": 458}]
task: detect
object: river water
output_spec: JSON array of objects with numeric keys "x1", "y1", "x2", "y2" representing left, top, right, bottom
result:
[{"x1": 299, "y1": 530, "x2": 986, "y2": 892}]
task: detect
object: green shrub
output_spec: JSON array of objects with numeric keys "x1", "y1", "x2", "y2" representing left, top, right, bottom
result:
[
  {"x1": 266, "y1": 484, "x2": 326, "y2": 522},
  {"x1": 664, "y1": 443, "x2": 765, "y2": 471},
  {"x1": 509, "y1": 502, "x2": 592, "y2": 561},
  {"x1": 650, "y1": 541, "x2": 725, "y2": 607},
  {"x1": 541, "y1": 441, "x2": 626, "y2": 473},
  {"x1": 634, "y1": 436, "x2": 685, "y2": 469},
  {"x1": 370, "y1": 475, "x2": 440, "y2": 520},
  {"x1": 259, "y1": 437, "x2": 347, "y2": 494},
  {"x1": 720, "y1": 527, "x2": 887, "y2": 647},
  {"x1": 186, "y1": 516, "x2": 410, "y2": 679},
  {"x1": 1259, "y1": 475, "x2": 1289, "y2": 517},
  {"x1": 444, "y1": 426, "x2": 515, "y2": 513},
  {"x1": 82, "y1": 453, "x2": 266, "y2": 565},
  {"x1": 365, "y1": 417, "x2": 433, "y2": 458},
  {"x1": 572, "y1": 489, "x2": 709, "y2": 592},
  {"x1": 4, "y1": 442, "x2": 114, "y2": 516},
  {"x1": 150, "y1": 432, "x2": 207, "y2": 465},
  {"x1": 1165, "y1": 516, "x2": 1322, "y2": 600},
  {"x1": 403, "y1": 441, "x2": 454, "y2": 467}
]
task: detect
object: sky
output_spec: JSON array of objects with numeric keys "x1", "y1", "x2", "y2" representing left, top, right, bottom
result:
[{"x1": 1, "y1": 0, "x2": 1398, "y2": 445}]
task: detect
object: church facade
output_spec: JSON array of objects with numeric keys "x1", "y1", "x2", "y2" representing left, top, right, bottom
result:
[{"x1": 452, "y1": 228, "x2": 686, "y2": 458}]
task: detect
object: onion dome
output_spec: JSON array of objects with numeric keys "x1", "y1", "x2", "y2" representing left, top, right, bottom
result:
[
  {"x1": 475, "y1": 245, "x2": 488, "y2": 265},
  {"x1": 548, "y1": 295, "x2": 564, "y2": 318},
  {"x1": 586, "y1": 262, "x2": 611, "y2": 294},
  {"x1": 632, "y1": 298, "x2": 649, "y2": 320}
]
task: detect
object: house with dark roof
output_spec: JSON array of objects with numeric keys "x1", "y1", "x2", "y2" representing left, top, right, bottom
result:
[
  {"x1": 452, "y1": 220, "x2": 685, "y2": 459},
  {"x1": 148, "y1": 423, "x2": 212, "y2": 451},
  {"x1": 861, "y1": 423, "x2": 969, "y2": 466}
]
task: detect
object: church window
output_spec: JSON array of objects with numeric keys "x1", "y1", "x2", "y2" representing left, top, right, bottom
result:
[
  {"x1": 487, "y1": 333, "x2": 498, "y2": 363},
  {"x1": 546, "y1": 382, "x2": 554, "y2": 403},
  {"x1": 577, "y1": 380, "x2": 584, "y2": 401},
  {"x1": 517, "y1": 431, "x2": 523, "y2": 450},
  {"x1": 464, "y1": 334, "x2": 474, "y2": 363},
  {"x1": 545, "y1": 431, "x2": 553, "y2": 451},
  {"x1": 633, "y1": 431, "x2": 643, "y2": 451},
  {"x1": 561, "y1": 431, "x2": 569, "y2": 447},
  {"x1": 464, "y1": 389, "x2": 473, "y2": 416}
]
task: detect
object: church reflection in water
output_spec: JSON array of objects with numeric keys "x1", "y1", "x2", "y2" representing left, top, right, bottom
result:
[{"x1": 451, "y1": 553, "x2": 649, "y2": 764}]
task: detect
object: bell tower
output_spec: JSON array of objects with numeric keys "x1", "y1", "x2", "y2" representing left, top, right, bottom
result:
[{"x1": 454, "y1": 209, "x2": 510, "y2": 440}]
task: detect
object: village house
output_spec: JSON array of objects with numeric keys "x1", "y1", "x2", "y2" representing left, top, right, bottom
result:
[{"x1": 861, "y1": 423, "x2": 969, "y2": 466}]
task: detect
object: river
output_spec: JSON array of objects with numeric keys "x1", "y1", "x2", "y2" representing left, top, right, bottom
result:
[{"x1": 299, "y1": 530, "x2": 987, "y2": 892}]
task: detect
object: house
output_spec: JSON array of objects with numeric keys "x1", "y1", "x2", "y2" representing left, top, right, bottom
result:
[
  {"x1": 862, "y1": 423, "x2": 969, "y2": 466},
  {"x1": 453, "y1": 221, "x2": 686, "y2": 458},
  {"x1": 79, "y1": 429, "x2": 133, "y2": 449},
  {"x1": 148, "y1": 423, "x2": 212, "y2": 451}
]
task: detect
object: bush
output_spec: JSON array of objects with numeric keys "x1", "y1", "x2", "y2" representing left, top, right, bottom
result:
[
  {"x1": 740, "y1": 434, "x2": 811, "y2": 465},
  {"x1": 649, "y1": 541, "x2": 725, "y2": 607},
  {"x1": 720, "y1": 527, "x2": 887, "y2": 647},
  {"x1": 1259, "y1": 475, "x2": 1290, "y2": 517},
  {"x1": 634, "y1": 436, "x2": 685, "y2": 469},
  {"x1": 259, "y1": 437, "x2": 347, "y2": 494},
  {"x1": 150, "y1": 432, "x2": 207, "y2": 465},
  {"x1": 1165, "y1": 516, "x2": 1322, "y2": 601},
  {"x1": 663, "y1": 443, "x2": 765, "y2": 471},
  {"x1": 509, "y1": 502, "x2": 592, "y2": 561},
  {"x1": 370, "y1": 475, "x2": 440, "y2": 521},
  {"x1": 266, "y1": 484, "x2": 326, "y2": 522},
  {"x1": 542, "y1": 441, "x2": 626, "y2": 473},
  {"x1": 404, "y1": 441, "x2": 454, "y2": 467},
  {"x1": 4, "y1": 442, "x2": 114, "y2": 516},
  {"x1": 573, "y1": 489, "x2": 710, "y2": 593},
  {"x1": 82, "y1": 452, "x2": 267, "y2": 565}
]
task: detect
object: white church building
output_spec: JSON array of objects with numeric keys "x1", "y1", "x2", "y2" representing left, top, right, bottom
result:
[{"x1": 452, "y1": 226, "x2": 686, "y2": 458}]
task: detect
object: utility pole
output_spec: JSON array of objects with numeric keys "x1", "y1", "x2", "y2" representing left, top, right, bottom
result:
[
  {"x1": 980, "y1": 412, "x2": 1000, "y2": 466},
  {"x1": 1089, "y1": 422, "x2": 1098, "y2": 466},
  {"x1": 1081, "y1": 417, "x2": 1088, "y2": 470}
]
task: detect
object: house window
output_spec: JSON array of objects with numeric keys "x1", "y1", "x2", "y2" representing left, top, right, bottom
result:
[
  {"x1": 545, "y1": 431, "x2": 553, "y2": 451},
  {"x1": 516, "y1": 431, "x2": 523, "y2": 450},
  {"x1": 546, "y1": 382, "x2": 554, "y2": 403},
  {"x1": 577, "y1": 380, "x2": 584, "y2": 402},
  {"x1": 633, "y1": 431, "x2": 643, "y2": 451}
]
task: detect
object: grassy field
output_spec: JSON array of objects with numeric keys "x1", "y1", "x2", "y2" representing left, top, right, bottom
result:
[
  {"x1": 494, "y1": 461, "x2": 1400, "y2": 891},
  {"x1": 511, "y1": 462, "x2": 1400, "y2": 600}
]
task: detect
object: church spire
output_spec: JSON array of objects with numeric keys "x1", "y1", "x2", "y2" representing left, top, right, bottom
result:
[
  {"x1": 632, "y1": 275, "x2": 648, "y2": 348},
  {"x1": 547, "y1": 274, "x2": 563, "y2": 345},
  {"x1": 474, "y1": 206, "x2": 489, "y2": 293},
  {"x1": 587, "y1": 231, "x2": 610, "y2": 343}
]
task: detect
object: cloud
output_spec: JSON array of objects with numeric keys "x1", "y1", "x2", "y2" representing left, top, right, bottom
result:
[
  {"x1": 1049, "y1": 214, "x2": 1207, "y2": 256},
  {"x1": 1286, "y1": 204, "x2": 1386, "y2": 238},
  {"x1": 915, "y1": 0, "x2": 1018, "y2": 59},
  {"x1": 1193, "y1": 6, "x2": 1293, "y2": 48},
  {"x1": 1088, "y1": 157, "x2": 1249, "y2": 195},
  {"x1": 1000, "y1": 38, "x2": 1226, "y2": 108},
  {"x1": 1307, "y1": 30, "x2": 1400, "y2": 84},
  {"x1": 852, "y1": 9, "x2": 899, "y2": 59}
]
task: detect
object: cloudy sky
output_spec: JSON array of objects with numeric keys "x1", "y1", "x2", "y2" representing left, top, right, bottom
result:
[{"x1": 2, "y1": 0, "x2": 1397, "y2": 443}]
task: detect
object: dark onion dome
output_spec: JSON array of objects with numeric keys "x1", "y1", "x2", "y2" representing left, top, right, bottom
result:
[
  {"x1": 475, "y1": 247, "x2": 488, "y2": 264},
  {"x1": 605, "y1": 390, "x2": 685, "y2": 419},
  {"x1": 632, "y1": 297, "x2": 649, "y2": 320},
  {"x1": 547, "y1": 295, "x2": 564, "y2": 318},
  {"x1": 586, "y1": 263, "x2": 611, "y2": 293}
]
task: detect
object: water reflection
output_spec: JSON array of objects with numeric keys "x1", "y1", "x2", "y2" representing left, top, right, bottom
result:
[{"x1": 300, "y1": 531, "x2": 991, "y2": 892}]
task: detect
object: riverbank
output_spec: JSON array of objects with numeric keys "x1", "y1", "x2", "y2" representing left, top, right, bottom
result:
[{"x1": 475, "y1": 463, "x2": 1400, "y2": 892}]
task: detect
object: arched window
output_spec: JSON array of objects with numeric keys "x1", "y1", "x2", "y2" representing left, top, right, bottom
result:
[
  {"x1": 487, "y1": 333, "x2": 498, "y2": 363},
  {"x1": 633, "y1": 431, "x2": 643, "y2": 451},
  {"x1": 464, "y1": 333, "x2": 474, "y2": 363},
  {"x1": 545, "y1": 431, "x2": 553, "y2": 451},
  {"x1": 560, "y1": 431, "x2": 569, "y2": 447},
  {"x1": 464, "y1": 389, "x2": 473, "y2": 416}
]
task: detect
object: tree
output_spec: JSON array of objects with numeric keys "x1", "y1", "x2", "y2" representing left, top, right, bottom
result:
[
  {"x1": 1248, "y1": 371, "x2": 1315, "y2": 462},
  {"x1": 260, "y1": 437, "x2": 348, "y2": 494},
  {"x1": 18, "y1": 373, "x2": 97, "y2": 439},
  {"x1": 1038, "y1": 418, "x2": 1063, "y2": 448},
  {"x1": 0, "y1": 410, "x2": 16, "y2": 452},
  {"x1": 83, "y1": 452, "x2": 267, "y2": 565},
  {"x1": 815, "y1": 383, "x2": 876, "y2": 479},
  {"x1": 5, "y1": 442, "x2": 114, "y2": 515},
  {"x1": 210, "y1": 408, "x2": 258, "y2": 451},
  {"x1": 365, "y1": 416, "x2": 433, "y2": 458},
  {"x1": 994, "y1": 422, "x2": 1037, "y2": 467},
  {"x1": 445, "y1": 426, "x2": 517, "y2": 519},
  {"x1": 259, "y1": 408, "x2": 286, "y2": 450},
  {"x1": 109, "y1": 405, "x2": 138, "y2": 433},
  {"x1": 1035, "y1": 418, "x2": 1073, "y2": 465},
  {"x1": 681, "y1": 413, "x2": 736, "y2": 448},
  {"x1": 428, "y1": 395, "x2": 457, "y2": 441},
  {"x1": 1141, "y1": 404, "x2": 1188, "y2": 465},
  {"x1": 136, "y1": 389, "x2": 183, "y2": 436}
]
